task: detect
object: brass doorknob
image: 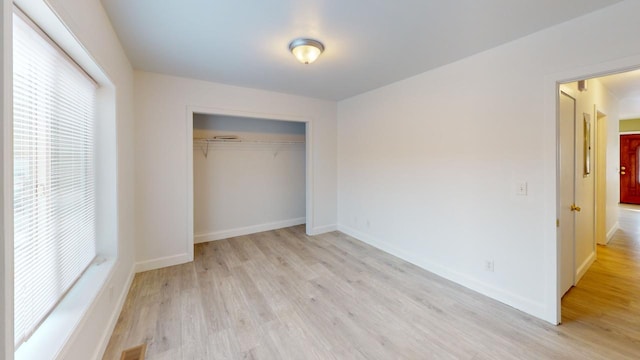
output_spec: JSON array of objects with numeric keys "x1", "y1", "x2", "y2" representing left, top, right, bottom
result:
[
  {"x1": 621, "y1": 171, "x2": 626, "y2": 175},
  {"x1": 621, "y1": 166, "x2": 626, "y2": 170},
  {"x1": 570, "y1": 204, "x2": 581, "y2": 212}
]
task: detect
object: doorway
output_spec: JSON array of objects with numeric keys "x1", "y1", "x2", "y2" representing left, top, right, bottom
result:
[
  {"x1": 556, "y1": 65, "x2": 640, "y2": 323},
  {"x1": 192, "y1": 114, "x2": 306, "y2": 243},
  {"x1": 558, "y1": 83, "x2": 598, "y2": 299},
  {"x1": 619, "y1": 134, "x2": 640, "y2": 204},
  {"x1": 185, "y1": 106, "x2": 314, "y2": 261},
  {"x1": 557, "y1": 78, "x2": 614, "y2": 300}
]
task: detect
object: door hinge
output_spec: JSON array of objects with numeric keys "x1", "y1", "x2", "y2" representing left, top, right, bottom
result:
[{"x1": 556, "y1": 219, "x2": 560, "y2": 227}]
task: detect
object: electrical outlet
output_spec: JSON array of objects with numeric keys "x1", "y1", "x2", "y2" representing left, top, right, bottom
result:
[{"x1": 484, "y1": 260, "x2": 495, "y2": 272}]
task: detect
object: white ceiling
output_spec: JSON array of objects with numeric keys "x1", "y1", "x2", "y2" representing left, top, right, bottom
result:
[
  {"x1": 598, "y1": 68, "x2": 640, "y2": 100},
  {"x1": 100, "y1": 0, "x2": 622, "y2": 101},
  {"x1": 597, "y1": 69, "x2": 640, "y2": 119}
]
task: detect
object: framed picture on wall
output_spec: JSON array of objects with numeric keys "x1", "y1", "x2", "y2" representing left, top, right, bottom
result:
[{"x1": 584, "y1": 113, "x2": 591, "y2": 176}]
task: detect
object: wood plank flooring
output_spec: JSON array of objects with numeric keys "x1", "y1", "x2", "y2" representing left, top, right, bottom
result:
[
  {"x1": 103, "y1": 224, "x2": 640, "y2": 359},
  {"x1": 560, "y1": 206, "x2": 640, "y2": 357}
]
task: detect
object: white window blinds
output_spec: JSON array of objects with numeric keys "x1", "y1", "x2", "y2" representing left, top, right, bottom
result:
[{"x1": 13, "y1": 11, "x2": 98, "y2": 346}]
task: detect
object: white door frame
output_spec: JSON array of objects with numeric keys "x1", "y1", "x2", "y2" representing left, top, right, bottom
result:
[
  {"x1": 185, "y1": 106, "x2": 314, "y2": 262},
  {"x1": 594, "y1": 107, "x2": 608, "y2": 246},
  {"x1": 546, "y1": 55, "x2": 640, "y2": 324}
]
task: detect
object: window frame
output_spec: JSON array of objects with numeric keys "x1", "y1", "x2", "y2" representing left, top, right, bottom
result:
[
  {"x1": 12, "y1": 6, "x2": 100, "y2": 347},
  {"x1": 9, "y1": 2, "x2": 120, "y2": 358}
]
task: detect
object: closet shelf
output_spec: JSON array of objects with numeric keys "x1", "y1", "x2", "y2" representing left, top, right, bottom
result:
[
  {"x1": 194, "y1": 138, "x2": 305, "y2": 145},
  {"x1": 194, "y1": 138, "x2": 305, "y2": 158}
]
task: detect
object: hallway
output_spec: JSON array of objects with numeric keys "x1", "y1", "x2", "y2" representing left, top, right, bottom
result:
[{"x1": 561, "y1": 206, "x2": 640, "y2": 354}]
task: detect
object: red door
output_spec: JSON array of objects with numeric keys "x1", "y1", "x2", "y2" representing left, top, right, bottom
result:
[{"x1": 620, "y1": 134, "x2": 640, "y2": 204}]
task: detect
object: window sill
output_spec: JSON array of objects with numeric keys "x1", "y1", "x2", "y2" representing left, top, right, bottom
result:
[{"x1": 15, "y1": 258, "x2": 115, "y2": 360}]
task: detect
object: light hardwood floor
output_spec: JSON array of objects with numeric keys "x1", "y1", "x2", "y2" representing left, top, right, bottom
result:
[{"x1": 103, "y1": 224, "x2": 640, "y2": 359}]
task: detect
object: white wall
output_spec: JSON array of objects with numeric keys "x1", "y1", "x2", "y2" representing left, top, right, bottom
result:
[
  {"x1": 194, "y1": 114, "x2": 306, "y2": 141},
  {"x1": 337, "y1": 0, "x2": 640, "y2": 324},
  {"x1": 134, "y1": 71, "x2": 337, "y2": 269},
  {"x1": 1, "y1": 0, "x2": 136, "y2": 359},
  {"x1": 605, "y1": 101, "x2": 620, "y2": 243},
  {"x1": 193, "y1": 115, "x2": 306, "y2": 242},
  {"x1": 619, "y1": 97, "x2": 640, "y2": 119}
]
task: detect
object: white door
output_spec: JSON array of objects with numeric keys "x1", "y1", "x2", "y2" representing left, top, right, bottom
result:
[{"x1": 559, "y1": 91, "x2": 576, "y2": 296}]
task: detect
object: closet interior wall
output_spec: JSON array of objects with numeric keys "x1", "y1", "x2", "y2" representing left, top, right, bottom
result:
[{"x1": 193, "y1": 114, "x2": 306, "y2": 242}]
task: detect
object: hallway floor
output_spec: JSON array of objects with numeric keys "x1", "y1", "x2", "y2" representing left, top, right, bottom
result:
[{"x1": 561, "y1": 205, "x2": 640, "y2": 356}]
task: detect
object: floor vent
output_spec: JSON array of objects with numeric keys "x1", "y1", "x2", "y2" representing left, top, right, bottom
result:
[{"x1": 120, "y1": 344, "x2": 146, "y2": 360}]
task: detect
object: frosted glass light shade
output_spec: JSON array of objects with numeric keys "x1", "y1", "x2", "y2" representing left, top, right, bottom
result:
[{"x1": 289, "y1": 38, "x2": 324, "y2": 64}]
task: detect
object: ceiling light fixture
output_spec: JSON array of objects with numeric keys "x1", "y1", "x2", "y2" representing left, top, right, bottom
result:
[{"x1": 289, "y1": 38, "x2": 324, "y2": 64}]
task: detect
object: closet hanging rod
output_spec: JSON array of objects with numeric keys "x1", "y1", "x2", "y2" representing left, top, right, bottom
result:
[{"x1": 194, "y1": 138, "x2": 305, "y2": 145}]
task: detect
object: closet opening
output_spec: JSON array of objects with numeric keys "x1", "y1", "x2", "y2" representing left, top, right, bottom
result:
[{"x1": 187, "y1": 109, "x2": 311, "y2": 253}]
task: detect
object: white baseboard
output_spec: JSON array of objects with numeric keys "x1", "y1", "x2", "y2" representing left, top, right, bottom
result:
[
  {"x1": 575, "y1": 251, "x2": 596, "y2": 284},
  {"x1": 195, "y1": 217, "x2": 306, "y2": 243},
  {"x1": 336, "y1": 224, "x2": 549, "y2": 323},
  {"x1": 135, "y1": 253, "x2": 191, "y2": 273},
  {"x1": 604, "y1": 221, "x2": 619, "y2": 244},
  {"x1": 92, "y1": 263, "x2": 135, "y2": 360},
  {"x1": 308, "y1": 224, "x2": 337, "y2": 235}
]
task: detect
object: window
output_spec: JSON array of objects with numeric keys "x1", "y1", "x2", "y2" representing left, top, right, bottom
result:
[{"x1": 13, "y1": 9, "x2": 98, "y2": 347}]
